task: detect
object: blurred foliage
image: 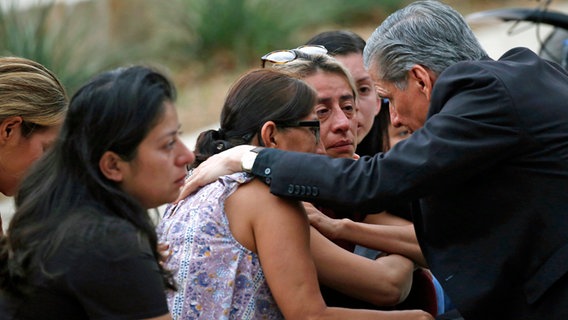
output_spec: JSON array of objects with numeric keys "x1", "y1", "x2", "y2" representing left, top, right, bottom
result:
[
  {"x1": 0, "y1": 1, "x2": 102, "y2": 95},
  {"x1": 0, "y1": 0, "x2": 407, "y2": 90},
  {"x1": 1, "y1": 0, "x2": 502, "y2": 94},
  {"x1": 151, "y1": 0, "x2": 405, "y2": 73}
]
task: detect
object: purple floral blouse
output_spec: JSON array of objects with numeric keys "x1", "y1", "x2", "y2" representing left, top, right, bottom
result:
[{"x1": 157, "y1": 173, "x2": 283, "y2": 320}]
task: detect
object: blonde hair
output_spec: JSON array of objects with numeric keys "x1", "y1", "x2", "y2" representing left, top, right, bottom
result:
[{"x1": 0, "y1": 57, "x2": 68, "y2": 128}]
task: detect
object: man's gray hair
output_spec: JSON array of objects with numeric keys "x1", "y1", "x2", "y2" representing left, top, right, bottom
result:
[{"x1": 364, "y1": 0, "x2": 487, "y2": 89}]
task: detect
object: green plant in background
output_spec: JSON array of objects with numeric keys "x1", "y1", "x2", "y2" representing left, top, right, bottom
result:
[
  {"x1": 324, "y1": 0, "x2": 407, "y2": 26},
  {"x1": 157, "y1": 0, "x2": 403, "y2": 73},
  {"x1": 0, "y1": 0, "x2": 116, "y2": 95},
  {"x1": 192, "y1": 0, "x2": 307, "y2": 68},
  {"x1": 158, "y1": 0, "x2": 310, "y2": 70},
  {"x1": 0, "y1": 0, "x2": 408, "y2": 93}
]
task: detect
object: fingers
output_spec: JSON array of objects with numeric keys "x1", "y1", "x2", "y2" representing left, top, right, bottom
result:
[
  {"x1": 157, "y1": 242, "x2": 172, "y2": 265},
  {"x1": 302, "y1": 202, "x2": 318, "y2": 215},
  {"x1": 175, "y1": 161, "x2": 221, "y2": 203},
  {"x1": 175, "y1": 169, "x2": 201, "y2": 203},
  {"x1": 303, "y1": 203, "x2": 324, "y2": 225},
  {"x1": 174, "y1": 145, "x2": 256, "y2": 203}
]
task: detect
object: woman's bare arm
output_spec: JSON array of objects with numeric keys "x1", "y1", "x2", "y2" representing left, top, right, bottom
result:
[
  {"x1": 306, "y1": 203, "x2": 427, "y2": 267},
  {"x1": 363, "y1": 211, "x2": 412, "y2": 226},
  {"x1": 310, "y1": 226, "x2": 415, "y2": 306},
  {"x1": 229, "y1": 180, "x2": 432, "y2": 319}
]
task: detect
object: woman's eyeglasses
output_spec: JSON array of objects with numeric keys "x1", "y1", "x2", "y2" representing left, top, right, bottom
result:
[
  {"x1": 261, "y1": 45, "x2": 328, "y2": 68},
  {"x1": 274, "y1": 120, "x2": 320, "y2": 144}
]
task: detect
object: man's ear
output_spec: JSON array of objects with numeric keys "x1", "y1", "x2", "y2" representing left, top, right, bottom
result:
[
  {"x1": 259, "y1": 121, "x2": 279, "y2": 148},
  {"x1": 409, "y1": 65, "x2": 435, "y2": 100},
  {"x1": 99, "y1": 151, "x2": 124, "y2": 182},
  {"x1": 0, "y1": 116, "x2": 23, "y2": 143}
]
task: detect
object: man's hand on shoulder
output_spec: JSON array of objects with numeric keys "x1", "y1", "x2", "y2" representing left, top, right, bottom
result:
[{"x1": 175, "y1": 145, "x2": 257, "y2": 203}]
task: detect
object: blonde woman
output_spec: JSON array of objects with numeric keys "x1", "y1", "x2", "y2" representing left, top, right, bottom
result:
[{"x1": 0, "y1": 57, "x2": 67, "y2": 233}]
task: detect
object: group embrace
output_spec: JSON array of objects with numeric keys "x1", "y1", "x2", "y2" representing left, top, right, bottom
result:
[{"x1": 1, "y1": 1, "x2": 568, "y2": 319}]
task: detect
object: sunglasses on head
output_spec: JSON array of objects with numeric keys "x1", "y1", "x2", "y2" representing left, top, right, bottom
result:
[{"x1": 261, "y1": 45, "x2": 328, "y2": 68}]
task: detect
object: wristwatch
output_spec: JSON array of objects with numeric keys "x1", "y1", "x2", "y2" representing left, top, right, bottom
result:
[{"x1": 241, "y1": 147, "x2": 263, "y2": 172}]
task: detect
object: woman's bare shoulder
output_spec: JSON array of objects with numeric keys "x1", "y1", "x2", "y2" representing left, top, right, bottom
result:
[{"x1": 228, "y1": 177, "x2": 304, "y2": 216}]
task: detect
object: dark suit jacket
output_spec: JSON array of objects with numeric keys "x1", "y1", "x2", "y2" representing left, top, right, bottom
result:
[{"x1": 251, "y1": 48, "x2": 568, "y2": 319}]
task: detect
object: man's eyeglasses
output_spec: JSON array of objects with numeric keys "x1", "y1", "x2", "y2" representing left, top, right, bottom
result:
[
  {"x1": 274, "y1": 120, "x2": 320, "y2": 144},
  {"x1": 261, "y1": 45, "x2": 328, "y2": 68}
]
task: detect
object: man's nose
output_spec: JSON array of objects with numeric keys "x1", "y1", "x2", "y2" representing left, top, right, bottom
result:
[{"x1": 389, "y1": 105, "x2": 402, "y2": 127}]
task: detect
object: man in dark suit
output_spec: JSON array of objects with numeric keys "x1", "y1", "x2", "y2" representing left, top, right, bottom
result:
[{"x1": 182, "y1": 1, "x2": 568, "y2": 318}]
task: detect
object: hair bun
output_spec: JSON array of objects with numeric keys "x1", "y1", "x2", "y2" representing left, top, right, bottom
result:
[{"x1": 216, "y1": 128, "x2": 226, "y2": 140}]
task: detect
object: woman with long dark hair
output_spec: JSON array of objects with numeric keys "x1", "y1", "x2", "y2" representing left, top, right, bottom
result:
[{"x1": 0, "y1": 65, "x2": 194, "y2": 319}]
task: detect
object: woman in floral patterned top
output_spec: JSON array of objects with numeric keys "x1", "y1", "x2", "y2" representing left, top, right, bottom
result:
[{"x1": 157, "y1": 68, "x2": 432, "y2": 320}]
